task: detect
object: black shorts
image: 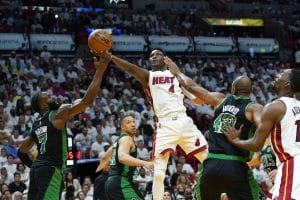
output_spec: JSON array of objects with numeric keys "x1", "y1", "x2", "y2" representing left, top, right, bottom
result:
[
  {"x1": 195, "y1": 158, "x2": 260, "y2": 200},
  {"x1": 105, "y1": 175, "x2": 143, "y2": 200},
  {"x1": 28, "y1": 166, "x2": 63, "y2": 200},
  {"x1": 94, "y1": 172, "x2": 109, "y2": 200}
]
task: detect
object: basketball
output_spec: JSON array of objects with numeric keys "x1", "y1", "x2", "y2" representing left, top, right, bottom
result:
[{"x1": 88, "y1": 29, "x2": 113, "y2": 54}]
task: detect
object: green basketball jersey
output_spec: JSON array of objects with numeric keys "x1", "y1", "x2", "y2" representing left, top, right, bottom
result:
[
  {"x1": 30, "y1": 111, "x2": 67, "y2": 169},
  {"x1": 209, "y1": 95, "x2": 256, "y2": 160},
  {"x1": 260, "y1": 145, "x2": 277, "y2": 174},
  {"x1": 109, "y1": 133, "x2": 137, "y2": 179}
]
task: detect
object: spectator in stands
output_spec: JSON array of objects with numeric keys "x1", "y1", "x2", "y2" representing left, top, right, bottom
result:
[
  {"x1": 8, "y1": 172, "x2": 26, "y2": 193},
  {"x1": 90, "y1": 134, "x2": 105, "y2": 158},
  {"x1": 176, "y1": 174, "x2": 191, "y2": 188},
  {"x1": 0, "y1": 167, "x2": 14, "y2": 185},
  {"x1": 40, "y1": 45, "x2": 52, "y2": 62},
  {"x1": 1, "y1": 189, "x2": 12, "y2": 200},
  {"x1": 0, "y1": 120, "x2": 10, "y2": 148},
  {"x1": 3, "y1": 155, "x2": 16, "y2": 175},
  {"x1": 177, "y1": 155, "x2": 194, "y2": 175},
  {"x1": 16, "y1": 163, "x2": 29, "y2": 185},
  {"x1": 74, "y1": 126, "x2": 92, "y2": 159},
  {"x1": 82, "y1": 176, "x2": 93, "y2": 198},
  {"x1": 136, "y1": 139, "x2": 150, "y2": 160},
  {"x1": 0, "y1": 148, "x2": 7, "y2": 167},
  {"x1": 64, "y1": 171, "x2": 81, "y2": 196},
  {"x1": 12, "y1": 191, "x2": 23, "y2": 200},
  {"x1": 134, "y1": 167, "x2": 152, "y2": 193},
  {"x1": 9, "y1": 129, "x2": 23, "y2": 148},
  {"x1": 170, "y1": 162, "x2": 183, "y2": 188}
]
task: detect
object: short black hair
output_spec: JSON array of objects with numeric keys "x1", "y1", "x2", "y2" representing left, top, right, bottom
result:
[
  {"x1": 120, "y1": 115, "x2": 133, "y2": 125},
  {"x1": 290, "y1": 69, "x2": 300, "y2": 93},
  {"x1": 31, "y1": 92, "x2": 41, "y2": 113},
  {"x1": 149, "y1": 48, "x2": 166, "y2": 56}
]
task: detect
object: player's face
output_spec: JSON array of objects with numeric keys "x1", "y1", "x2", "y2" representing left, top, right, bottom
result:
[
  {"x1": 121, "y1": 116, "x2": 136, "y2": 136},
  {"x1": 274, "y1": 70, "x2": 291, "y2": 94},
  {"x1": 39, "y1": 92, "x2": 60, "y2": 111},
  {"x1": 149, "y1": 50, "x2": 165, "y2": 70}
]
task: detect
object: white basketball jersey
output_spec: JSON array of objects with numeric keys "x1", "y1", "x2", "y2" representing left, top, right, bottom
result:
[
  {"x1": 145, "y1": 70, "x2": 186, "y2": 117},
  {"x1": 270, "y1": 97, "x2": 300, "y2": 164}
]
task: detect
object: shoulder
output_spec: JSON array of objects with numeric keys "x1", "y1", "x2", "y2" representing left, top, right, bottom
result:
[
  {"x1": 261, "y1": 100, "x2": 286, "y2": 121},
  {"x1": 119, "y1": 135, "x2": 134, "y2": 145},
  {"x1": 247, "y1": 102, "x2": 264, "y2": 112}
]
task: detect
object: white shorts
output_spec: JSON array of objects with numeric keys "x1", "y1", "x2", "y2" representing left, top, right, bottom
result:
[
  {"x1": 153, "y1": 112, "x2": 208, "y2": 158},
  {"x1": 271, "y1": 156, "x2": 300, "y2": 200}
]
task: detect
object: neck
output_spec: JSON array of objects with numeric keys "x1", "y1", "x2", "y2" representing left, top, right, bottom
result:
[{"x1": 277, "y1": 90, "x2": 293, "y2": 98}]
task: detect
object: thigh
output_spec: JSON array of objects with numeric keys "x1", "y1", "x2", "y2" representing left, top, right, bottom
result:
[
  {"x1": 177, "y1": 116, "x2": 208, "y2": 155},
  {"x1": 105, "y1": 176, "x2": 143, "y2": 200},
  {"x1": 28, "y1": 168, "x2": 38, "y2": 200},
  {"x1": 197, "y1": 159, "x2": 224, "y2": 200},
  {"x1": 105, "y1": 177, "x2": 123, "y2": 200},
  {"x1": 227, "y1": 168, "x2": 260, "y2": 200},
  {"x1": 153, "y1": 124, "x2": 178, "y2": 157},
  {"x1": 34, "y1": 166, "x2": 62, "y2": 200}
]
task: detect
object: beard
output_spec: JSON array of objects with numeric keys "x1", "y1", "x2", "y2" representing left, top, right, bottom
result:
[{"x1": 48, "y1": 102, "x2": 61, "y2": 111}]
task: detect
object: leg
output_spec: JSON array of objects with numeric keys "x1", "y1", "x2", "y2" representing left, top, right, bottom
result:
[
  {"x1": 196, "y1": 159, "x2": 224, "y2": 200},
  {"x1": 152, "y1": 152, "x2": 170, "y2": 200},
  {"x1": 35, "y1": 166, "x2": 62, "y2": 200},
  {"x1": 28, "y1": 168, "x2": 37, "y2": 200}
]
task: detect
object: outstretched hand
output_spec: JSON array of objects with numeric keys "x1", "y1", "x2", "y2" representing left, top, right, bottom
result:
[
  {"x1": 223, "y1": 124, "x2": 244, "y2": 144},
  {"x1": 93, "y1": 52, "x2": 112, "y2": 72},
  {"x1": 164, "y1": 56, "x2": 181, "y2": 75},
  {"x1": 144, "y1": 161, "x2": 154, "y2": 173}
]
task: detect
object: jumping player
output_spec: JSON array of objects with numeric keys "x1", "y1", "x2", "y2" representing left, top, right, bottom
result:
[
  {"x1": 224, "y1": 69, "x2": 300, "y2": 200},
  {"x1": 108, "y1": 50, "x2": 208, "y2": 200},
  {"x1": 17, "y1": 54, "x2": 111, "y2": 200}
]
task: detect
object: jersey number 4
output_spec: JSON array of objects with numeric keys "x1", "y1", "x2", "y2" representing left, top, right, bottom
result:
[
  {"x1": 168, "y1": 84, "x2": 174, "y2": 93},
  {"x1": 296, "y1": 120, "x2": 300, "y2": 142}
]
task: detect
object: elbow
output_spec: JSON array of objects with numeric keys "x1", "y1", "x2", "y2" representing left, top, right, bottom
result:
[
  {"x1": 118, "y1": 154, "x2": 126, "y2": 164},
  {"x1": 252, "y1": 143, "x2": 264, "y2": 152}
]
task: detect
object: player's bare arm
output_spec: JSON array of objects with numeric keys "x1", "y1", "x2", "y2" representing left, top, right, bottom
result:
[
  {"x1": 224, "y1": 100, "x2": 286, "y2": 151},
  {"x1": 110, "y1": 55, "x2": 149, "y2": 88},
  {"x1": 52, "y1": 54, "x2": 111, "y2": 129},
  {"x1": 17, "y1": 136, "x2": 35, "y2": 167},
  {"x1": 118, "y1": 136, "x2": 154, "y2": 172},
  {"x1": 245, "y1": 103, "x2": 264, "y2": 126},
  {"x1": 164, "y1": 56, "x2": 225, "y2": 108},
  {"x1": 96, "y1": 146, "x2": 113, "y2": 172}
]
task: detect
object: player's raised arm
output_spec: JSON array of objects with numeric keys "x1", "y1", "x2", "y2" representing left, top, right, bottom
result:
[
  {"x1": 110, "y1": 54, "x2": 149, "y2": 88},
  {"x1": 53, "y1": 54, "x2": 111, "y2": 129},
  {"x1": 164, "y1": 57, "x2": 225, "y2": 108}
]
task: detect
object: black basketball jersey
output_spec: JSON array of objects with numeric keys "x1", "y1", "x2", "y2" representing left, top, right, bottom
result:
[
  {"x1": 208, "y1": 95, "x2": 255, "y2": 160},
  {"x1": 30, "y1": 111, "x2": 67, "y2": 169},
  {"x1": 260, "y1": 145, "x2": 277, "y2": 174},
  {"x1": 109, "y1": 133, "x2": 137, "y2": 179}
]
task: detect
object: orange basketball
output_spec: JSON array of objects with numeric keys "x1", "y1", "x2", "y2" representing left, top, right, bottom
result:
[{"x1": 88, "y1": 29, "x2": 113, "y2": 54}]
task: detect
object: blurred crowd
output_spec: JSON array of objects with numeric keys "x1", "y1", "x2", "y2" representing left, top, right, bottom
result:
[{"x1": 0, "y1": 47, "x2": 286, "y2": 199}]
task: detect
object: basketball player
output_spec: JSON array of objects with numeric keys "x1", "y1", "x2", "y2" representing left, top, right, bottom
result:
[
  {"x1": 17, "y1": 54, "x2": 111, "y2": 200},
  {"x1": 104, "y1": 115, "x2": 154, "y2": 200},
  {"x1": 108, "y1": 50, "x2": 208, "y2": 200},
  {"x1": 164, "y1": 57, "x2": 263, "y2": 200},
  {"x1": 224, "y1": 69, "x2": 300, "y2": 200}
]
